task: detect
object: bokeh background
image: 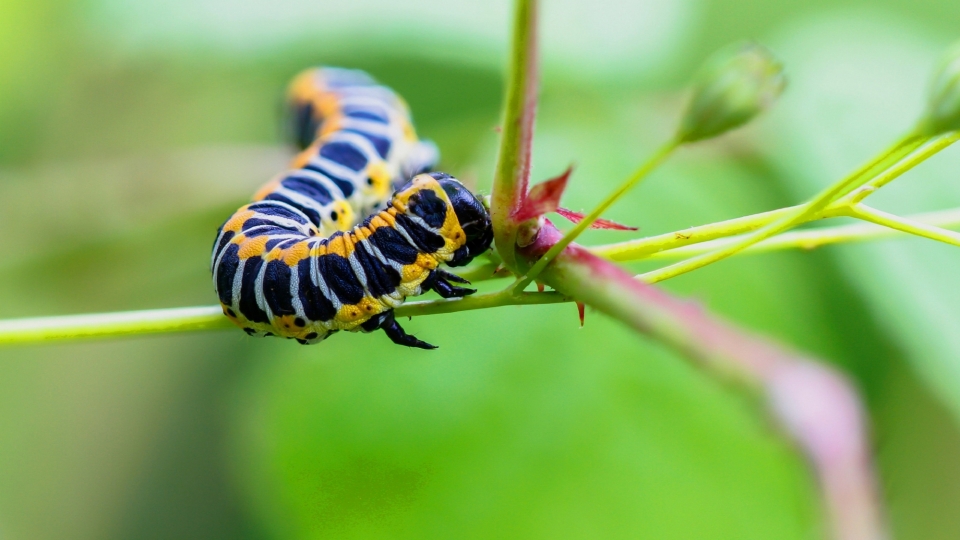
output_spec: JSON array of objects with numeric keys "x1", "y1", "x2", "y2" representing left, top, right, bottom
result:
[{"x1": 2, "y1": 0, "x2": 960, "y2": 538}]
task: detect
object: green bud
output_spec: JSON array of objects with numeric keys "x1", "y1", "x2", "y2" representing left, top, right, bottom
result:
[
  {"x1": 677, "y1": 42, "x2": 786, "y2": 143},
  {"x1": 919, "y1": 40, "x2": 960, "y2": 136}
]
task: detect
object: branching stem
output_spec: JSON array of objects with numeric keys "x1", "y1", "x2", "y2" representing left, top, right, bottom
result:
[
  {"x1": 511, "y1": 138, "x2": 680, "y2": 292},
  {"x1": 637, "y1": 133, "x2": 927, "y2": 283},
  {"x1": 843, "y1": 204, "x2": 960, "y2": 248},
  {"x1": 637, "y1": 207, "x2": 960, "y2": 260}
]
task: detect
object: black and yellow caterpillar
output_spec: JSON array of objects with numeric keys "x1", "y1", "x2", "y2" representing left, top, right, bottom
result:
[{"x1": 211, "y1": 67, "x2": 493, "y2": 349}]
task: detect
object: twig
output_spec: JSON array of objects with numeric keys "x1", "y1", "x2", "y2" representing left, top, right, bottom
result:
[
  {"x1": 606, "y1": 207, "x2": 960, "y2": 262},
  {"x1": 637, "y1": 133, "x2": 929, "y2": 283},
  {"x1": 844, "y1": 204, "x2": 960, "y2": 248},
  {"x1": 0, "y1": 292, "x2": 570, "y2": 346}
]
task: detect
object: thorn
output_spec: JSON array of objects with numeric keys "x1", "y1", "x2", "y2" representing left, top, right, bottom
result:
[
  {"x1": 555, "y1": 207, "x2": 638, "y2": 231},
  {"x1": 513, "y1": 165, "x2": 574, "y2": 222},
  {"x1": 576, "y1": 302, "x2": 586, "y2": 327},
  {"x1": 536, "y1": 281, "x2": 545, "y2": 293},
  {"x1": 493, "y1": 125, "x2": 502, "y2": 133}
]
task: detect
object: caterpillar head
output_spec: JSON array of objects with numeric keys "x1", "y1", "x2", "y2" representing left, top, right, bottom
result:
[{"x1": 431, "y1": 173, "x2": 493, "y2": 267}]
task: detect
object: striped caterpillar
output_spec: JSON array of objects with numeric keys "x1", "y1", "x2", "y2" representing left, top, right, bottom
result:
[{"x1": 211, "y1": 67, "x2": 493, "y2": 349}]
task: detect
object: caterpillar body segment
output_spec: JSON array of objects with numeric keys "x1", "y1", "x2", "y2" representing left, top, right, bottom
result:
[
  {"x1": 212, "y1": 173, "x2": 492, "y2": 348},
  {"x1": 285, "y1": 67, "x2": 439, "y2": 220}
]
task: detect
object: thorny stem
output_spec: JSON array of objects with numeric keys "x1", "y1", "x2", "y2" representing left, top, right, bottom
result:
[
  {"x1": 516, "y1": 221, "x2": 885, "y2": 540},
  {"x1": 511, "y1": 138, "x2": 679, "y2": 293}
]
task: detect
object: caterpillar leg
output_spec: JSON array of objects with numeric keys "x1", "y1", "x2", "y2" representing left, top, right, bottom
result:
[
  {"x1": 423, "y1": 269, "x2": 476, "y2": 298},
  {"x1": 362, "y1": 311, "x2": 437, "y2": 350}
]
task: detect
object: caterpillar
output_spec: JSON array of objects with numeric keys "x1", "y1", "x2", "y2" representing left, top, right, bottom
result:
[{"x1": 210, "y1": 67, "x2": 493, "y2": 349}]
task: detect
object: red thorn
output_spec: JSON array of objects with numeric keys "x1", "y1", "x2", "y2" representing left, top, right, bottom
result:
[
  {"x1": 576, "y1": 301, "x2": 585, "y2": 327},
  {"x1": 513, "y1": 165, "x2": 574, "y2": 222},
  {"x1": 536, "y1": 281, "x2": 545, "y2": 293},
  {"x1": 555, "y1": 207, "x2": 638, "y2": 231}
]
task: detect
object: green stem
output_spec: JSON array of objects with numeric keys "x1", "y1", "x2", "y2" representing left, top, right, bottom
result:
[
  {"x1": 451, "y1": 260, "x2": 504, "y2": 283},
  {"x1": 842, "y1": 131, "x2": 960, "y2": 204},
  {"x1": 593, "y1": 205, "x2": 802, "y2": 261},
  {"x1": 0, "y1": 306, "x2": 232, "y2": 345},
  {"x1": 395, "y1": 290, "x2": 568, "y2": 317},
  {"x1": 490, "y1": 0, "x2": 538, "y2": 269},
  {"x1": 637, "y1": 133, "x2": 926, "y2": 283},
  {"x1": 843, "y1": 204, "x2": 960, "y2": 248},
  {"x1": 512, "y1": 138, "x2": 680, "y2": 292},
  {"x1": 636, "y1": 207, "x2": 960, "y2": 261},
  {"x1": 0, "y1": 292, "x2": 570, "y2": 346},
  {"x1": 594, "y1": 132, "x2": 956, "y2": 264},
  {"x1": 591, "y1": 201, "x2": 857, "y2": 264}
]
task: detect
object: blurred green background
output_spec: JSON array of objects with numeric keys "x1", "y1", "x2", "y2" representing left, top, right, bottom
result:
[{"x1": 1, "y1": 0, "x2": 960, "y2": 538}]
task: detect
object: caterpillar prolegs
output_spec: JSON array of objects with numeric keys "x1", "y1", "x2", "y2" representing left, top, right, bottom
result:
[{"x1": 211, "y1": 67, "x2": 493, "y2": 349}]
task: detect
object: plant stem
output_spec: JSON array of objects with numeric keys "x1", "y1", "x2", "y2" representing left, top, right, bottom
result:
[
  {"x1": 635, "y1": 207, "x2": 960, "y2": 260},
  {"x1": 395, "y1": 290, "x2": 568, "y2": 317},
  {"x1": 0, "y1": 306, "x2": 232, "y2": 345},
  {"x1": 0, "y1": 292, "x2": 570, "y2": 346},
  {"x1": 452, "y1": 260, "x2": 503, "y2": 282},
  {"x1": 512, "y1": 138, "x2": 680, "y2": 292},
  {"x1": 593, "y1": 205, "x2": 799, "y2": 261},
  {"x1": 843, "y1": 204, "x2": 960, "y2": 247},
  {"x1": 592, "y1": 202, "x2": 858, "y2": 263},
  {"x1": 637, "y1": 133, "x2": 927, "y2": 283},
  {"x1": 859, "y1": 131, "x2": 960, "y2": 191},
  {"x1": 490, "y1": 0, "x2": 538, "y2": 269},
  {"x1": 842, "y1": 131, "x2": 960, "y2": 204}
]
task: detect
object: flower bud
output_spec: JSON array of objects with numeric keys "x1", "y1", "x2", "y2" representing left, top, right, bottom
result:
[
  {"x1": 677, "y1": 42, "x2": 786, "y2": 143},
  {"x1": 919, "y1": 40, "x2": 960, "y2": 136}
]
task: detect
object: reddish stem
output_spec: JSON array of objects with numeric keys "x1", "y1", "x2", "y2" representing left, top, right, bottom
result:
[{"x1": 519, "y1": 221, "x2": 885, "y2": 540}]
